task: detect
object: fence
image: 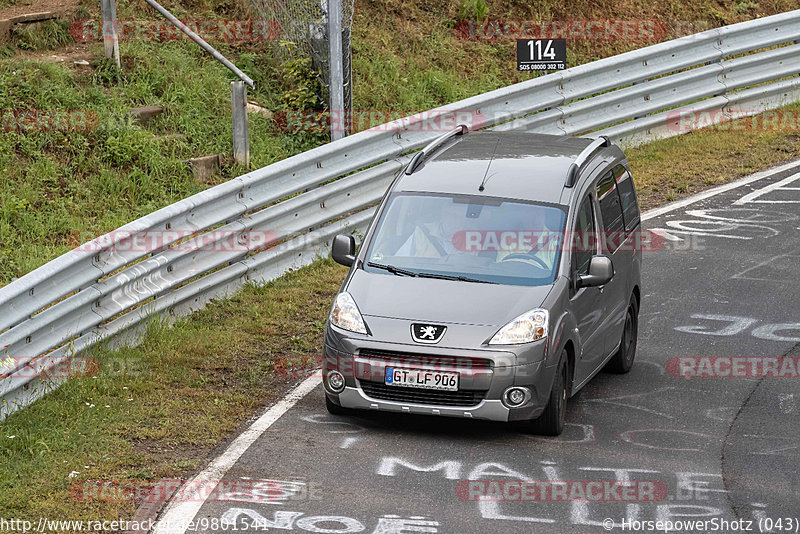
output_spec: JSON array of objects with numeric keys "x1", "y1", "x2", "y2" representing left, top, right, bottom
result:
[
  {"x1": 101, "y1": 0, "x2": 255, "y2": 165},
  {"x1": 2, "y1": 11, "x2": 800, "y2": 419}
]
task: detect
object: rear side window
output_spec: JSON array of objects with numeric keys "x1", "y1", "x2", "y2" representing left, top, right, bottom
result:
[
  {"x1": 595, "y1": 171, "x2": 625, "y2": 237},
  {"x1": 613, "y1": 165, "x2": 640, "y2": 230}
]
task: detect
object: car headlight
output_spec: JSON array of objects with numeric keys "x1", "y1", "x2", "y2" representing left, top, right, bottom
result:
[
  {"x1": 489, "y1": 308, "x2": 548, "y2": 345},
  {"x1": 329, "y1": 292, "x2": 368, "y2": 334}
]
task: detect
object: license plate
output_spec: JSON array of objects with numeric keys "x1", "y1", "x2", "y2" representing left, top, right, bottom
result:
[{"x1": 384, "y1": 367, "x2": 459, "y2": 391}]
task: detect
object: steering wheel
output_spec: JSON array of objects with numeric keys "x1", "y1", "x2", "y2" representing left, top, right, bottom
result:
[{"x1": 499, "y1": 252, "x2": 549, "y2": 270}]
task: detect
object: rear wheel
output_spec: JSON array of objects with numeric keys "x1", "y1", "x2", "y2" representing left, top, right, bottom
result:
[
  {"x1": 325, "y1": 395, "x2": 350, "y2": 415},
  {"x1": 529, "y1": 351, "x2": 568, "y2": 436},
  {"x1": 606, "y1": 297, "x2": 639, "y2": 374}
]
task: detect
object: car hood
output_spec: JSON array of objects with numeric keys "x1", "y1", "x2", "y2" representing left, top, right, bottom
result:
[{"x1": 345, "y1": 268, "x2": 553, "y2": 327}]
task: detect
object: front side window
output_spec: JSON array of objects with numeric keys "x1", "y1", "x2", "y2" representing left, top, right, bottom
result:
[
  {"x1": 364, "y1": 193, "x2": 567, "y2": 286},
  {"x1": 573, "y1": 195, "x2": 596, "y2": 276}
]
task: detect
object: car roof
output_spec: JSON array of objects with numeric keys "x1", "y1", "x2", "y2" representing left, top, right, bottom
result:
[{"x1": 392, "y1": 131, "x2": 595, "y2": 205}]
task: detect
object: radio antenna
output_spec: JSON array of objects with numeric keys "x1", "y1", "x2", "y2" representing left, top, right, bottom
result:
[{"x1": 478, "y1": 138, "x2": 500, "y2": 192}]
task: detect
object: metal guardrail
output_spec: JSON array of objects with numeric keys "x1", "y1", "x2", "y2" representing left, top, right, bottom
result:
[{"x1": 2, "y1": 11, "x2": 800, "y2": 419}]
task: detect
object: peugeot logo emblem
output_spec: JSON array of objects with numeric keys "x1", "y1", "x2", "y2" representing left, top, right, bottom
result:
[{"x1": 411, "y1": 323, "x2": 446, "y2": 344}]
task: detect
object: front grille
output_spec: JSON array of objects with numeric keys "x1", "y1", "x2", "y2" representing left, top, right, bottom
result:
[
  {"x1": 360, "y1": 381, "x2": 487, "y2": 407},
  {"x1": 357, "y1": 348, "x2": 493, "y2": 370}
]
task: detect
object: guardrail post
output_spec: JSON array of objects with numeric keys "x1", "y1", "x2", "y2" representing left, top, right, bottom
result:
[
  {"x1": 231, "y1": 81, "x2": 250, "y2": 168},
  {"x1": 327, "y1": 0, "x2": 345, "y2": 141},
  {"x1": 795, "y1": 38, "x2": 800, "y2": 74},
  {"x1": 631, "y1": 80, "x2": 645, "y2": 120},
  {"x1": 101, "y1": 0, "x2": 120, "y2": 68}
]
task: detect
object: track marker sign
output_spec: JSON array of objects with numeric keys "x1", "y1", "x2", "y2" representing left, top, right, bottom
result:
[{"x1": 516, "y1": 38, "x2": 566, "y2": 71}]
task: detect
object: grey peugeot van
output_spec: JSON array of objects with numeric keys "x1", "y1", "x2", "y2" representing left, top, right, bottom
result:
[{"x1": 322, "y1": 125, "x2": 641, "y2": 435}]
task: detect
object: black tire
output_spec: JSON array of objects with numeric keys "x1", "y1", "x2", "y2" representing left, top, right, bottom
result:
[
  {"x1": 605, "y1": 297, "x2": 639, "y2": 374},
  {"x1": 325, "y1": 395, "x2": 350, "y2": 415},
  {"x1": 529, "y1": 351, "x2": 568, "y2": 436}
]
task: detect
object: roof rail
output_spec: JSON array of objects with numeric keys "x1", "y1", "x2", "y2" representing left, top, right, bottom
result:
[
  {"x1": 404, "y1": 123, "x2": 469, "y2": 175},
  {"x1": 564, "y1": 136, "x2": 612, "y2": 188}
]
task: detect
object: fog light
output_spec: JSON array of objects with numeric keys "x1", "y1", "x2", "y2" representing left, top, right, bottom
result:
[
  {"x1": 327, "y1": 370, "x2": 345, "y2": 393},
  {"x1": 504, "y1": 387, "x2": 528, "y2": 407}
]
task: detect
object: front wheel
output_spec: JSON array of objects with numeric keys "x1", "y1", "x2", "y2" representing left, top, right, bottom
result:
[
  {"x1": 605, "y1": 297, "x2": 639, "y2": 374},
  {"x1": 528, "y1": 351, "x2": 568, "y2": 436},
  {"x1": 325, "y1": 395, "x2": 350, "y2": 415}
]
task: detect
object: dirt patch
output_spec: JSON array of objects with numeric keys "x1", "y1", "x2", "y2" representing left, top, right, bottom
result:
[
  {"x1": 16, "y1": 41, "x2": 93, "y2": 63},
  {"x1": 0, "y1": 0, "x2": 78, "y2": 20},
  {"x1": 130, "y1": 438, "x2": 205, "y2": 465}
]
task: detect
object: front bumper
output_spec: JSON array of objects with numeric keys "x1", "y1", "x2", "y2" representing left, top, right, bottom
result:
[
  {"x1": 323, "y1": 327, "x2": 556, "y2": 422},
  {"x1": 335, "y1": 385, "x2": 521, "y2": 421}
]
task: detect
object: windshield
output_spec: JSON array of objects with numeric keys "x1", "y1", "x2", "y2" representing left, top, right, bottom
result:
[{"x1": 364, "y1": 193, "x2": 567, "y2": 286}]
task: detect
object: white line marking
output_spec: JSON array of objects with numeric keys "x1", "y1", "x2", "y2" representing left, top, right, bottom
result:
[
  {"x1": 642, "y1": 160, "x2": 800, "y2": 220},
  {"x1": 340, "y1": 436, "x2": 360, "y2": 448},
  {"x1": 736, "y1": 200, "x2": 800, "y2": 203},
  {"x1": 732, "y1": 253, "x2": 800, "y2": 281},
  {"x1": 778, "y1": 393, "x2": 795, "y2": 414},
  {"x1": 733, "y1": 172, "x2": 800, "y2": 205},
  {"x1": 154, "y1": 158, "x2": 800, "y2": 534},
  {"x1": 152, "y1": 374, "x2": 321, "y2": 534}
]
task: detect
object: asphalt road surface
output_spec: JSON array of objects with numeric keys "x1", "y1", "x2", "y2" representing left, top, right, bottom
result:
[{"x1": 156, "y1": 163, "x2": 800, "y2": 534}]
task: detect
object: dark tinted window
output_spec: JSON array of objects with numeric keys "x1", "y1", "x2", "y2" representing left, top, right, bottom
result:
[
  {"x1": 595, "y1": 171, "x2": 625, "y2": 247},
  {"x1": 573, "y1": 195, "x2": 595, "y2": 275},
  {"x1": 613, "y1": 165, "x2": 640, "y2": 230}
]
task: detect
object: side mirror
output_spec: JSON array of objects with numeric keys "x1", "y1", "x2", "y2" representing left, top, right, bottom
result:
[
  {"x1": 332, "y1": 234, "x2": 356, "y2": 267},
  {"x1": 577, "y1": 256, "x2": 614, "y2": 288}
]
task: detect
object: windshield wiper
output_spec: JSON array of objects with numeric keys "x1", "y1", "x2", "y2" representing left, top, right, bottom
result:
[
  {"x1": 367, "y1": 262, "x2": 494, "y2": 284},
  {"x1": 366, "y1": 261, "x2": 417, "y2": 277},
  {"x1": 415, "y1": 272, "x2": 496, "y2": 284}
]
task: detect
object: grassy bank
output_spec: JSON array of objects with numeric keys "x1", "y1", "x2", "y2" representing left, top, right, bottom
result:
[
  {"x1": 350, "y1": 0, "x2": 798, "y2": 112},
  {"x1": 0, "y1": 0, "x2": 321, "y2": 284},
  {"x1": 0, "y1": 39, "x2": 321, "y2": 284}
]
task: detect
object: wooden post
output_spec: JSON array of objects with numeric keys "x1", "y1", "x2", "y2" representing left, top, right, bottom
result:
[
  {"x1": 101, "y1": 0, "x2": 120, "y2": 68},
  {"x1": 231, "y1": 81, "x2": 250, "y2": 168}
]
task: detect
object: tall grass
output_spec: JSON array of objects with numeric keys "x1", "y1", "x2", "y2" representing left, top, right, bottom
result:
[{"x1": 0, "y1": 39, "x2": 320, "y2": 284}]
